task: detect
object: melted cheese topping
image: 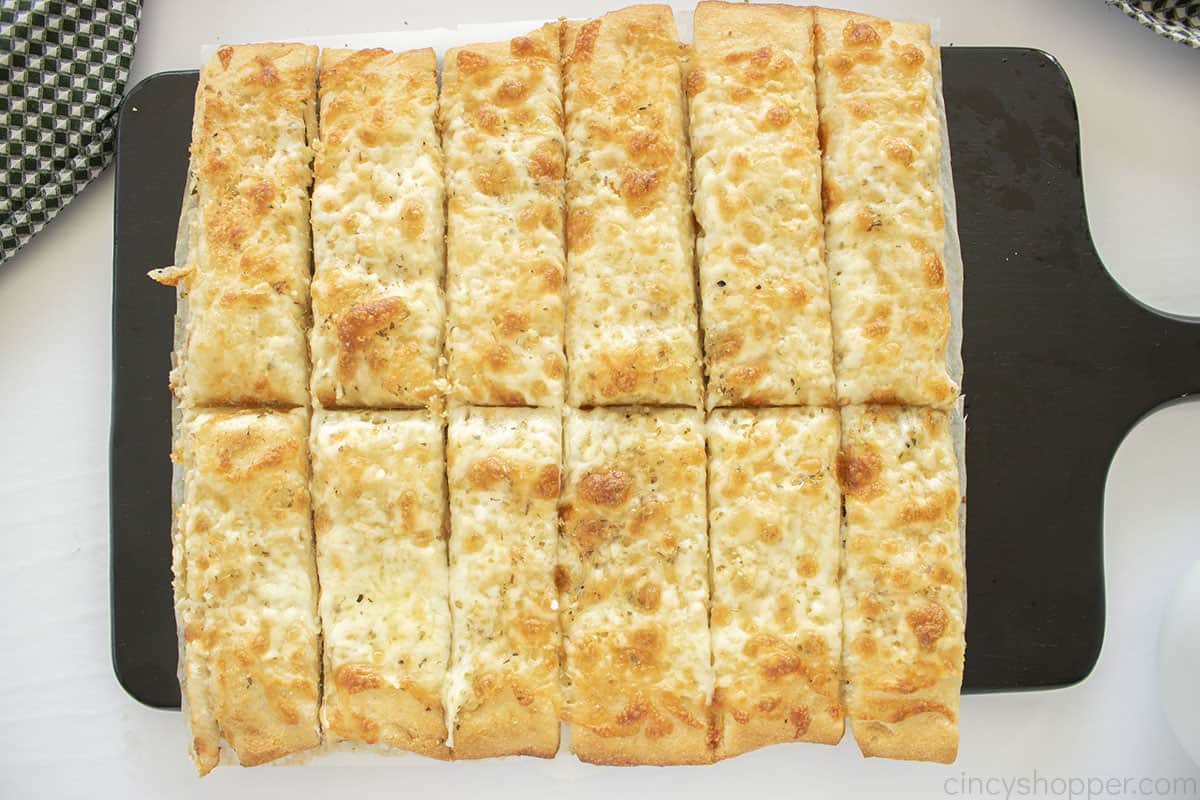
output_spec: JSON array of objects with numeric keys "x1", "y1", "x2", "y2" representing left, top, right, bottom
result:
[
  {"x1": 181, "y1": 44, "x2": 317, "y2": 406},
  {"x1": 310, "y1": 410, "x2": 450, "y2": 757},
  {"x1": 442, "y1": 27, "x2": 567, "y2": 406},
  {"x1": 176, "y1": 408, "x2": 320, "y2": 774},
  {"x1": 559, "y1": 406, "x2": 712, "y2": 765},
  {"x1": 838, "y1": 404, "x2": 964, "y2": 763},
  {"x1": 562, "y1": 6, "x2": 703, "y2": 407},
  {"x1": 444, "y1": 406, "x2": 562, "y2": 757},
  {"x1": 310, "y1": 48, "x2": 445, "y2": 408},
  {"x1": 706, "y1": 408, "x2": 843, "y2": 757},
  {"x1": 690, "y1": 3, "x2": 835, "y2": 409},
  {"x1": 814, "y1": 11, "x2": 958, "y2": 407}
]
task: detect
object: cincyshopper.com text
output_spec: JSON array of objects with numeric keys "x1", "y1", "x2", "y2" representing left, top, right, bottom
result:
[{"x1": 944, "y1": 770, "x2": 1198, "y2": 799}]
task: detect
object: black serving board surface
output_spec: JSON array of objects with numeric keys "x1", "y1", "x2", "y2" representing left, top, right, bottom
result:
[{"x1": 111, "y1": 48, "x2": 1200, "y2": 710}]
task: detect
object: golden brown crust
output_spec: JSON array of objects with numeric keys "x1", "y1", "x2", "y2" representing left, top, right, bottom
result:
[
  {"x1": 182, "y1": 44, "x2": 317, "y2": 407},
  {"x1": 812, "y1": 7, "x2": 931, "y2": 45},
  {"x1": 452, "y1": 687, "x2": 560, "y2": 760},
  {"x1": 562, "y1": 5, "x2": 703, "y2": 406},
  {"x1": 441, "y1": 25, "x2": 567, "y2": 406},
  {"x1": 851, "y1": 714, "x2": 957, "y2": 764},
  {"x1": 177, "y1": 408, "x2": 322, "y2": 774},
  {"x1": 310, "y1": 47, "x2": 445, "y2": 408},
  {"x1": 559, "y1": 408, "x2": 713, "y2": 766},
  {"x1": 322, "y1": 671, "x2": 450, "y2": 760},
  {"x1": 570, "y1": 725, "x2": 712, "y2": 767},
  {"x1": 718, "y1": 712, "x2": 844, "y2": 761},
  {"x1": 813, "y1": 9, "x2": 957, "y2": 407},
  {"x1": 838, "y1": 405, "x2": 964, "y2": 764}
]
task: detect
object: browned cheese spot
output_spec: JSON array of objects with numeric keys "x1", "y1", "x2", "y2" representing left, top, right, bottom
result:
[
  {"x1": 853, "y1": 634, "x2": 877, "y2": 658},
  {"x1": 484, "y1": 344, "x2": 511, "y2": 369},
  {"x1": 533, "y1": 464, "x2": 560, "y2": 499},
  {"x1": 711, "y1": 604, "x2": 732, "y2": 628},
  {"x1": 528, "y1": 140, "x2": 563, "y2": 183},
  {"x1": 401, "y1": 198, "x2": 424, "y2": 240},
  {"x1": 620, "y1": 168, "x2": 662, "y2": 212},
  {"x1": 626, "y1": 128, "x2": 669, "y2": 165},
  {"x1": 579, "y1": 469, "x2": 633, "y2": 507},
  {"x1": 475, "y1": 158, "x2": 515, "y2": 197},
  {"x1": 336, "y1": 297, "x2": 407, "y2": 379},
  {"x1": 495, "y1": 78, "x2": 528, "y2": 104},
  {"x1": 828, "y1": 51, "x2": 854, "y2": 76},
  {"x1": 473, "y1": 105, "x2": 501, "y2": 134},
  {"x1": 728, "y1": 365, "x2": 762, "y2": 391},
  {"x1": 843, "y1": 21, "x2": 882, "y2": 48},
  {"x1": 710, "y1": 331, "x2": 739, "y2": 359},
  {"x1": 906, "y1": 602, "x2": 950, "y2": 651},
  {"x1": 566, "y1": 207, "x2": 593, "y2": 251},
  {"x1": 247, "y1": 180, "x2": 275, "y2": 214},
  {"x1": 789, "y1": 705, "x2": 812, "y2": 738},
  {"x1": 924, "y1": 252, "x2": 945, "y2": 287},
  {"x1": 497, "y1": 309, "x2": 528, "y2": 336},
  {"x1": 570, "y1": 517, "x2": 610, "y2": 554},
  {"x1": 900, "y1": 488, "x2": 957, "y2": 525},
  {"x1": 634, "y1": 582, "x2": 661, "y2": 612},
  {"x1": 539, "y1": 260, "x2": 563, "y2": 290},
  {"x1": 251, "y1": 56, "x2": 279, "y2": 85},
  {"x1": 510, "y1": 36, "x2": 549, "y2": 61},
  {"x1": 883, "y1": 137, "x2": 915, "y2": 166},
  {"x1": 899, "y1": 43, "x2": 926, "y2": 68},
  {"x1": 837, "y1": 447, "x2": 883, "y2": 498},
  {"x1": 864, "y1": 306, "x2": 890, "y2": 339},
  {"x1": 759, "y1": 523, "x2": 782, "y2": 544},
  {"x1": 456, "y1": 49, "x2": 489, "y2": 74},
  {"x1": 766, "y1": 104, "x2": 792, "y2": 128},
  {"x1": 468, "y1": 456, "x2": 511, "y2": 489},
  {"x1": 849, "y1": 99, "x2": 874, "y2": 120},
  {"x1": 623, "y1": 627, "x2": 663, "y2": 669},
  {"x1": 334, "y1": 664, "x2": 382, "y2": 694},
  {"x1": 568, "y1": 20, "x2": 601, "y2": 65}
]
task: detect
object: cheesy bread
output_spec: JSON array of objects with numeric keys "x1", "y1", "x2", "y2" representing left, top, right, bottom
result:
[
  {"x1": 838, "y1": 405, "x2": 964, "y2": 763},
  {"x1": 444, "y1": 406, "x2": 562, "y2": 758},
  {"x1": 441, "y1": 26, "x2": 567, "y2": 406},
  {"x1": 814, "y1": 10, "x2": 958, "y2": 407},
  {"x1": 174, "y1": 408, "x2": 321, "y2": 775},
  {"x1": 310, "y1": 410, "x2": 450, "y2": 758},
  {"x1": 562, "y1": 5, "x2": 703, "y2": 407},
  {"x1": 690, "y1": 3, "x2": 836, "y2": 408},
  {"x1": 162, "y1": 44, "x2": 317, "y2": 407},
  {"x1": 558, "y1": 407, "x2": 713, "y2": 765},
  {"x1": 309, "y1": 48, "x2": 446, "y2": 408},
  {"x1": 706, "y1": 408, "x2": 844, "y2": 758}
]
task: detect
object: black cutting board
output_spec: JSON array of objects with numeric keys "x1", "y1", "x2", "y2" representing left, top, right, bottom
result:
[{"x1": 110, "y1": 48, "x2": 1200, "y2": 709}]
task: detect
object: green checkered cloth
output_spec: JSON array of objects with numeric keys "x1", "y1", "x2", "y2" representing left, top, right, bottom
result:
[
  {"x1": 1109, "y1": 0, "x2": 1200, "y2": 47},
  {"x1": 0, "y1": 0, "x2": 141, "y2": 264}
]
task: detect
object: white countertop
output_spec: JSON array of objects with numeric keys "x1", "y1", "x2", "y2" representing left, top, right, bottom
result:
[{"x1": 1, "y1": 1, "x2": 1198, "y2": 797}]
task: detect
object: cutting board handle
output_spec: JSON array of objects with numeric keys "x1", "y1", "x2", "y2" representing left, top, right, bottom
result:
[{"x1": 1122, "y1": 289, "x2": 1200, "y2": 413}]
